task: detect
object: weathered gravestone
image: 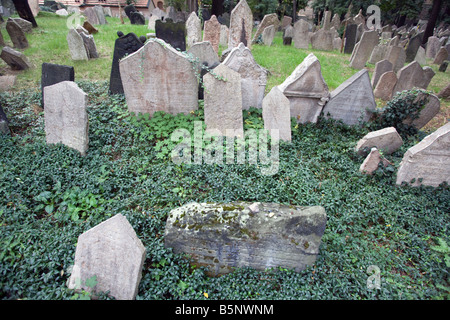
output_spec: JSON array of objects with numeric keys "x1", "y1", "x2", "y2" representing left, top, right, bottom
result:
[
  {"x1": 67, "y1": 28, "x2": 89, "y2": 61},
  {"x1": 414, "y1": 46, "x2": 426, "y2": 66},
  {"x1": 220, "y1": 24, "x2": 229, "y2": 47},
  {"x1": 0, "y1": 46, "x2": 32, "y2": 70},
  {"x1": 278, "y1": 53, "x2": 329, "y2": 124},
  {"x1": 186, "y1": 11, "x2": 202, "y2": 48},
  {"x1": 283, "y1": 25, "x2": 293, "y2": 46},
  {"x1": 203, "y1": 15, "x2": 221, "y2": 53},
  {"x1": 262, "y1": 25, "x2": 275, "y2": 46},
  {"x1": 311, "y1": 29, "x2": 334, "y2": 51},
  {"x1": 349, "y1": 30, "x2": 379, "y2": 69},
  {"x1": 281, "y1": 15, "x2": 292, "y2": 29},
  {"x1": 293, "y1": 19, "x2": 309, "y2": 49},
  {"x1": 433, "y1": 47, "x2": 449, "y2": 65},
  {"x1": 425, "y1": 36, "x2": 440, "y2": 59},
  {"x1": 83, "y1": 7, "x2": 100, "y2": 25},
  {"x1": 164, "y1": 202, "x2": 327, "y2": 276},
  {"x1": 440, "y1": 61, "x2": 448, "y2": 72},
  {"x1": 396, "y1": 122, "x2": 450, "y2": 187},
  {"x1": 369, "y1": 44, "x2": 387, "y2": 64},
  {"x1": 82, "y1": 21, "x2": 98, "y2": 34},
  {"x1": 322, "y1": 10, "x2": 332, "y2": 30},
  {"x1": 405, "y1": 32, "x2": 423, "y2": 63},
  {"x1": 262, "y1": 86, "x2": 291, "y2": 142},
  {"x1": 252, "y1": 13, "x2": 279, "y2": 44},
  {"x1": 124, "y1": 4, "x2": 137, "y2": 20},
  {"x1": 93, "y1": 5, "x2": 107, "y2": 25},
  {"x1": 228, "y1": 0, "x2": 253, "y2": 49},
  {"x1": 130, "y1": 11, "x2": 145, "y2": 25},
  {"x1": 29, "y1": 0, "x2": 39, "y2": 17},
  {"x1": 6, "y1": 18, "x2": 28, "y2": 49},
  {"x1": 385, "y1": 45, "x2": 406, "y2": 72},
  {"x1": 10, "y1": 17, "x2": 32, "y2": 33},
  {"x1": 355, "y1": 127, "x2": 403, "y2": 156},
  {"x1": 203, "y1": 63, "x2": 244, "y2": 138},
  {"x1": 44, "y1": 81, "x2": 88, "y2": 155},
  {"x1": 222, "y1": 42, "x2": 268, "y2": 110},
  {"x1": 373, "y1": 71, "x2": 397, "y2": 101},
  {"x1": 41, "y1": 63, "x2": 75, "y2": 108},
  {"x1": 78, "y1": 30, "x2": 98, "y2": 59},
  {"x1": 359, "y1": 147, "x2": 392, "y2": 175},
  {"x1": 322, "y1": 69, "x2": 376, "y2": 125},
  {"x1": 437, "y1": 83, "x2": 450, "y2": 99},
  {"x1": 402, "y1": 92, "x2": 441, "y2": 130},
  {"x1": 119, "y1": 39, "x2": 198, "y2": 116},
  {"x1": 371, "y1": 59, "x2": 393, "y2": 88},
  {"x1": 0, "y1": 105, "x2": 10, "y2": 135},
  {"x1": 155, "y1": 19, "x2": 186, "y2": 51},
  {"x1": 109, "y1": 31, "x2": 144, "y2": 95},
  {"x1": 344, "y1": 24, "x2": 357, "y2": 54},
  {"x1": 392, "y1": 61, "x2": 433, "y2": 95},
  {"x1": 67, "y1": 214, "x2": 146, "y2": 300},
  {"x1": 11, "y1": 0, "x2": 37, "y2": 27}
]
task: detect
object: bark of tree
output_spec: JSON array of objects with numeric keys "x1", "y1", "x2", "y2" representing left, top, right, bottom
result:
[
  {"x1": 11, "y1": 0, "x2": 37, "y2": 28},
  {"x1": 422, "y1": 0, "x2": 443, "y2": 45}
]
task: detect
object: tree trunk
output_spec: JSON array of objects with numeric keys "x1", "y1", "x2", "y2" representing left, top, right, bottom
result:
[
  {"x1": 422, "y1": 0, "x2": 443, "y2": 46},
  {"x1": 11, "y1": 0, "x2": 37, "y2": 28},
  {"x1": 293, "y1": 0, "x2": 297, "y2": 23}
]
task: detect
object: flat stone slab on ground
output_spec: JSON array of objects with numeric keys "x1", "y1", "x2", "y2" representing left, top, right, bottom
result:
[{"x1": 355, "y1": 127, "x2": 403, "y2": 156}]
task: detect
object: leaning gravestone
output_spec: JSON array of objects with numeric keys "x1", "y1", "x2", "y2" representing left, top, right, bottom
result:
[
  {"x1": 433, "y1": 47, "x2": 449, "y2": 65},
  {"x1": 164, "y1": 202, "x2": 327, "y2": 276},
  {"x1": 283, "y1": 25, "x2": 293, "y2": 46},
  {"x1": 368, "y1": 44, "x2": 387, "y2": 64},
  {"x1": 119, "y1": 39, "x2": 198, "y2": 116},
  {"x1": 311, "y1": 29, "x2": 334, "y2": 51},
  {"x1": 355, "y1": 127, "x2": 403, "y2": 156},
  {"x1": 203, "y1": 63, "x2": 244, "y2": 138},
  {"x1": 425, "y1": 36, "x2": 440, "y2": 59},
  {"x1": 6, "y1": 18, "x2": 28, "y2": 49},
  {"x1": 41, "y1": 63, "x2": 75, "y2": 108},
  {"x1": 371, "y1": 59, "x2": 393, "y2": 88},
  {"x1": 349, "y1": 30, "x2": 379, "y2": 69},
  {"x1": 293, "y1": 19, "x2": 309, "y2": 49},
  {"x1": 109, "y1": 31, "x2": 144, "y2": 95},
  {"x1": 385, "y1": 45, "x2": 406, "y2": 72},
  {"x1": 414, "y1": 46, "x2": 426, "y2": 66},
  {"x1": 228, "y1": 0, "x2": 253, "y2": 49},
  {"x1": 278, "y1": 53, "x2": 329, "y2": 124},
  {"x1": 83, "y1": 21, "x2": 98, "y2": 34},
  {"x1": 396, "y1": 122, "x2": 450, "y2": 187},
  {"x1": 44, "y1": 81, "x2": 88, "y2": 155},
  {"x1": 78, "y1": 31, "x2": 98, "y2": 59},
  {"x1": 0, "y1": 105, "x2": 10, "y2": 135},
  {"x1": 67, "y1": 214, "x2": 146, "y2": 300},
  {"x1": 186, "y1": 11, "x2": 202, "y2": 48},
  {"x1": 262, "y1": 86, "x2": 291, "y2": 142},
  {"x1": 322, "y1": 69, "x2": 376, "y2": 125},
  {"x1": 403, "y1": 92, "x2": 441, "y2": 130},
  {"x1": 220, "y1": 24, "x2": 229, "y2": 47},
  {"x1": 0, "y1": 46, "x2": 32, "y2": 70},
  {"x1": 123, "y1": 4, "x2": 137, "y2": 20},
  {"x1": 373, "y1": 71, "x2": 397, "y2": 101},
  {"x1": 203, "y1": 15, "x2": 221, "y2": 53},
  {"x1": 405, "y1": 32, "x2": 423, "y2": 63},
  {"x1": 130, "y1": 11, "x2": 145, "y2": 25},
  {"x1": 93, "y1": 5, "x2": 107, "y2": 25},
  {"x1": 10, "y1": 17, "x2": 32, "y2": 33},
  {"x1": 252, "y1": 13, "x2": 279, "y2": 44},
  {"x1": 155, "y1": 19, "x2": 186, "y2": 51},
  {"x1": 222, "y1": 42, "x2": 268, "y2": 110},
  {"x1": 83, "y1": 7, "x2": 100, "y2": 25},
  {"x1": 67, "y1": 28, "x2": 88, "y2": 61},
  {"x1": 344, "y1": 24, "x2": 357, "y2": 54},
  {"x1": 187, "y1": 41, "x2": 220, "y2": 75},
  {"x1": 392, "y1": 61, "x2": 429, "y2": 95}
]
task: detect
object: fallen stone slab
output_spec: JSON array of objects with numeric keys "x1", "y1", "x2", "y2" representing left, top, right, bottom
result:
[
  {"x1": 355, "y1": 127, "x2": 403, "y2": 156},
  {"x1": 164, "y1": 202, "x2": 327, "y2": 276},
  {"x1": 360, "y1": 147, "x2": 392, "y2": 175}
]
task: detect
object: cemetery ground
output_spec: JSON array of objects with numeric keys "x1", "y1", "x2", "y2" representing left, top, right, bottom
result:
[{"x1": 0, "y1": 12, "x2": 449, "y2": 300}]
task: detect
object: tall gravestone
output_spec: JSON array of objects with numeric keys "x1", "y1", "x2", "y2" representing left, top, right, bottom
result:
[
  {"x1": 262, "y1": 86, "x2": 292, "y2": 142},
  {"x1": 311, "y1": 29, "x2": 334, "y2": 51},
  {"x1": 67, "y1": 28, "x2": 88, "y2": 61},
  {"x1": 373, "y1": 71, "x2": 397, "y2": 101},
  {"x1": 405, "y1": 32, "x2": 423, "y2": 63},
  {"x1": 228, "y1": 0, "x2": 253, "y2": 49},
  {"x1": 6, "y1": 18, "x2": 28, "y2": 49},
  {"x1": 83, "y1": 7, "x2": 100, "y2": 25},
  {"x1": 322, "y1": 69, "x2": 376, "y2": 125},
  {"x1": 119, "y1": 39, "x2": 198, "y2": 116},
  {"x1": 262, "y1": 25, "x2": 275, "y2": 46},
  {"x1": 278, "y1": 53, "x2": 329, "y2": 124},
  {"x1": 186, "y1": 11, "x2": 202, "y2": 48},
  {"x1": 44, "y1": 81, "x2": 89, "y2": 155},
  {"x1": 371, "y1": 59, "x2": 393, "y2": 88},
  {"x1": 385, "y1": 45, "x2": 406, "y2": 72},
  {"x1": 203, "y1": 15, "x2": 221, "y2": 53},
  {"x1": 222, "y1": 42, "x2": 268, "y2": 110},
  {"x1": 293, "y1": 19, "x2": 309, "y2": 49},
  {"x1": 155, "y1": 19, "x2": 186, "y2": 51},
  {"x1": 93, "y1": 5, "x2": 107, "y2": 25},
  {"x1": 41, "y1": 63, "x2": 75, "y2": 108},
  {"x1": 392, "y1": 61, "x2": 427, "y2": 95},
  {"x1": 67, "y1": 214, "x2": 146, "y2": 300},
  {"x1": 425, "y1": 36, "x2": 440, "y2": 59},
  {"x1": 344, "y1": 24, "x2": 357, "y2": 54},
  {"x1": 349, "y1": 30, "x2": 379, "y2": 69}
]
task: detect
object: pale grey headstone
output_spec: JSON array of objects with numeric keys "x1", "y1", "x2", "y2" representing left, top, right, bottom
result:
[
  {"x1": 355, "y1": 127, "x2": 403, "y2": 156},
  {"x1": 228, "y1": 0, "x2": 253, "y2": 49},
  {"x1": 262, "y1": 86, "x2": 292, "y2": 142},
  {"x1": 350, "y1": 30, "x2": 379, "y2": 69},
  {"x1": 186, "y1": 11, "x2": 202, "y2": 48},
  {"x1": 67, "y1": 28, "x2": 88, "y2": 61}
]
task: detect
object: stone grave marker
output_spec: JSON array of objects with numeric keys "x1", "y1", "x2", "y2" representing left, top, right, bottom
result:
[
  {"x1": 222, "y1": 42, "x2": 268, "y2": 110},
  {"x1": 55, "y1": 8, "x2": 68, "y2": 16},
  {"x1": 373, "y1": 71, "x2": 397, "y2": 101},
  {"x1": 29, "y1": 0, "x2": 40, "y2": 17},
  {"x1": 355, "y1": 127, "x2": 403, "y2": 156},
  {"x1": 278, "y1": 53, "x2": 329, "y2": 124},
  {"x1": 283, "y1": 25, "x2": 293, "y2": 45},
  {"x1": 414, "y1": 46, "x2": 426, "y2": 65},
  {"x1": 83, "y1": 7, "x2": 100, "y2": 25},
  {"x1": 425, "y1": 36, "x2": 440, "y2": 59},
  {"x1": 109, "y1": 31, "x2": 144, "y2": 95},
  {"x1": 220, "y1": 24, "x2": 229, "y2": 47},
  {"x1": 82, "y1": 21, "x2": 98, "y2": 34},
  {"x1": 67, "y1": 28, "x2": 88, "y2": 61},
  {"x1": 440, "y1": 61, "x2": 448, "y2": 72},
  {"x1": 164, "y1": 202, "x2": 327, "y2": 276},
  {"x1": 0, "y1": 105, "x2": 10, "y2": 135},
  {"x1": 119, "y1": 39, "x2": 198, "y2": 116},
  {"x1": 393, "y1": 61, "x2": 427, "y2": 94},
  {"x1": 124, "y1": 4, "x2": 137, "y2": 20},
  {"x1": 371, "y1": 59, "x2": 393, "y2": 88},
  {"x1": 403, "y1": 92, "x2": 441, "y2": 129},
  {"x1": 369, "y1": 44, "x2": 387, "y2": 64},
  {"x1": 405, "y1": 32, "x2": 423, "y2": 63},
  {"x1": 385, "y1": 45, "x2": 406, "y2": 72},
  {"x1": 396, "y1": 122, "x2": 450, "y2": 187},
  {"x1": 433, "y1": 47, "x2": 449, "y2": 65},
  {"x1": 67, "y1": 214, "x2": 146, "y2": 300},
  {"x1": 281, "y1": 15, "x2": 292, "y2": 29},
  {"x1": 331, "y1": 13, "x2": 340, "y2": 30},
  {"x1": 322, "y1": 10, "x2": 332, "y2": 30},
  {"x1": 44, "y1": 81, "x2": 88, "y2": 155},
  {"x1": 130, "y1": 11, "x2": 145, "y2": 25},
  {"x1": 293, "y1": 19, "x2": 310, "y2": 49},
  {"x1": 10, "y1": 17, "x2": 32, "y2": 33},
  {"x1": 360, "y1": 148, "x2": 392, "y2": 175},
  {"x1": 41, "y1": 63, "x2": 75, "y2": 108},
  {"x1": 344, "y1": 24, "x2": 357, "y2": 54},
  {"x1": 186, "y1": 11, "x2": 202, "y2": 48},
  {"x1": 349, "y1": 30, "x2": 379, "y2": 69},
  {"x1": 228, "y1": 0, "x2": 253, "y2": 49},
  {"x1": 78, "y1": 30, "x2": 98, "y2": 59},
  {"x1": 262, "y1": 25, "x2": 275, "y2": 46},
  {"x1": 203, "y1": 63, "x2": 244, "y2": 138},
  {"x1": 10, "y1": 0, "x2": 37, "y2": 28},
  {"x1": 252, "y1": 13, "x2": 279, "y2": 43},
  {"x1": 203, "y1": 15, "x2": 221, "y2": 53},
  {"x1": 311, "y1": 29, "x2": 333, "y2": 51},
  {"x1": 0, "y1": 46, "x2": 32, "y2": 70},
  {"x1": 322, "y1": 69, "x2": 376, "y2": 125},
  {"x1": 262, "y1": 86, "x2": 292, "y2": 142},
  {"x1": 155, "y1": 19, "x2": 186, "y2": 51},
  {"x1": 6, "y1": 18, "x2": 28, "y2": 49}
]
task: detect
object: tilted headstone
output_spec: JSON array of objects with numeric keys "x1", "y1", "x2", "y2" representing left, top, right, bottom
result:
[
  {"x1": 93, "y1": 5, "x2": 107, "y2": 25},
  {"x1": 124, "y1": 4, "x2": 137, "y2": 20},
  {"x1": 262, "y1": 86, "x2": 292, "y2": 142},
  {"x1": 67, "y1": 214, "x2": 146, "y2": 300},
  {"x1": 279, "y1": 53, "x2": 329, "y2": 124},
  {"x1": 393, "y1": 61, "x2": 429, "y2": 95},
  {"x1": 203, "y1": 63, "x2": 244, "y2": 138},
  {"x1": 355, "y1": 127, "x2": 403, "y2": 156},
  {"x1": 396, "y1": 122, "x2": 450, "y2": 187},
  {"x1": 252, "y1": 13, "x2": 279, "y2": 43},
  {"x1": 186, "y1": 11, "x2": 202, "y2": 48},
  {"x1": 262, "y1": 25, "x2": 275, "y2": 46},
  {"x1": 67, "y1": 28, "x2": 88, "y2": 61},
  {"x1": 322, "y1": 69, "x2": 376, "y2": 125},
  {"x1": 433, "y1": 47, "x2": 449, "y2": 65},
  {"x1": 44, "y1": 81, "x2": 88, "y2": 155},
  {"x1": 83, "y1": 7, "x2": 100, "y2": 25},
  {"x1": 344, "y1": 24, "x2": 357, "y2": 54},
  {"x1": 331, "y1": 13, "x2": 340, "y2": 30},
  {"x1": 437, "y1": 83, "x2": 450, "y2": 99},
  {"x1": 164, "y1": 202, "x2": 327, "y2": 276},
  {"x1": 222, "y1": 42, "x2": 268, "y2": 110},
  {"x1": 119, "y1": 39, "x2": 198, "y2": 116},
  {"x1": 405, "y1": 32, "x2": 423, "y2": 63},
  {"x1": 155, "y1": 19, "x2": 186, "y2": 52},
  {"x1": 0, "y1": 105, "x2": 10, "y2": 135},
  {"x1": 203, "y1": 15, "x2": 221, "y2": 53},
  {"x1": 281, "y1": 15, "x2": 292, "y2": 29},
  {"x1": 350, "y1": 30, "x2": 379, "y2": 69},
  {"x1": 41, "y1": 63, "x2": 75, "y2": 108},
  {"x1": 10, "y1": 17, "x2": 32, "y2": 33},
  {"x1": 228, "y1": 0, "x2": 253, "y2": 49},
  {"x1": 109, "y1": 31, "x2": 144, "y2": 95},
  {"x1": 130, "y1": 11, "x2": 145, "y2": 25},
  {"x1": 371, "y1": 59, "x2": 393, "y2": 88},
  {"x1": 419, "y1": 67, "x2": 435, "y2": 90},
  {"x1": 6, "y1": 18, "x2": 28, "y2": 49},
  {"x1": 293, "y1": 19, "x2": 310, "y2": 49},
  {"x1": 414, "y1": 46, "x2": 426, "y2": 65},
  {"x1": 359, "y1": 147, "x2": 392, "y2": 175},
  {"x1": 0, "y1": 46, "x2": 32, "y2": 70},
  {"x1": 311, "y1": 29, "x2": 334, "y2": 51},
  {"x1": 425, "y1": 36, "x2": 440, "y2": 59},
  {"x1": 369, "y1": 44, "x2": 387, "y2": 64},
  {"x1": 29, "y1": 0, "x2": 40, "y2": 17},
  {"x1": 82, "y1": 21, "x2": 98, "y2": 34},
  {"x1": 322, "y1": 10, "x2": 332, "y2": 30},
  {"x1": 403, "y1": 92, "x2": 441, "y2": 130},
  {"x1": 78, "y1": 30, "x2": 98, "y2": 59},
  {"x1": 385, "y1": 45, "x2": 406, "y2": 72},
  {"x1": 373, "y1": 71, "x2": 397, "y2": 101}
]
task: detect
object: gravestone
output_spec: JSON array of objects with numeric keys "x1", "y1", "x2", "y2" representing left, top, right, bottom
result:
[
  {"x1": 93, "y1": 6, "x2": 107, "y2": 24},
  {"x1": 43, "y1": 81, "x2": 88, "y2": 155},
  {"x1": 281, "y1": 15, "x2": 292, "y2": 29},
  {"x1": 385, "y1": 45, "x2": 406, "y2": 72},
  {"x1": 0, "y1": 105, "x2": 10, "y2": 135},
  {"x1": 278, "y1": 53, "x2": 329, "y2": 124},
  {"x1": 67, "y1": 28, "x2": 88, "y2": 61},
  {"x1": 420, "y1": 67, "x2": 435, "y2": 89},
  {"x1": 405, "y1": 32, "x2": 423, "y2": 63},
  {"x1": 322, "y1": 69, "x2": 376, "y2": 125},
  {"x1": 119, "y1": 39, "x2": 198, "y2": 116},
  {"x1": 393, "y1": 61, "x2": 426, "y2": 94},
  {"x1": 164, "y1": 202, "x2": 327, "y2": 276},
  {"x1": 186, "y1": 11, "x2": 202, "y2": 48},
  {"x1": 55, "y1": 8, "x2": 68, "y2": 16},
  {"x1": 130, "y1": 11, "x2": 145, "y2": 25},
  {"x1": 414, "y1": 46, "x2": 426, "y2": 65},
  {"x1": 403, "y1": 92, "x2": 441, "y2": 129},
  {"x1": 262, "y1": 25, "x2": 275, "y2": 46},
  {"x1": 371, "y1": 59, "x2": 393, "y2": 88},
  {"x1": 67, "y1": 214, "x2": 146, "y2": 300},
  {"x1": 283, "y1": 25, "x2": 293, "y2": 45},
  {"x1": 147, "y1": 14, "x2": 160, "y2": 31},
  {"x1": 6, "y1": 18, "x2": 28, "y2": 49},
  {"x1": 331, "y1": 13, "x2": 340, "y2": 30},
  {"x1": 203, "y1": 63, "x2": 244, "y2": 138},
  {"x1": 359, "y1": 148, "x2": 391, "y2": 175},
  {"x1": 322, "y1": 10, "x2": 332, "y2": 30},
  {"x1": 368, "y1": 44, "x2": 387, "y2": 64},
  {"x1": 262, "y1": 86, "x2": 291, "y2": 142},
  {"x1": 220, "y1": 24, "x2": 229, "y2": 47},
  {"x1": 437, "y1": 83, "x2": 450, "y2": 99},
  {"x1": 0, "y1": 46, "x2": 32, "y2": 70},
  {"x1": 344, "y1": 24, "x2": 357, "y2": 54},
  {"x1": 41, "y1": 63, "x2": 75, "y2": 108},
  {"x1": 252, "y1": 13, "x2": 279, "y2": 44},
  {"x1": 373, "y1": 71, "x2": 397, "y2": 101},
  {"x1": 29, "y1": 0, "x2": 39, "y2": 17},
  {"x1": 311, "y1": 29, "x2": 333, "y2": 51},
  {"x1": 425, "y1": 36, "x2": 440, "y2": 59},
  {"x1": 83, "y1": 7, "x2": 100, "y2": 25},
  {"x1": 187, "y1": 41, "x2": 219, "y2": 99},
  {"x1": 440, "y1": 61, "x2": 448, "y2": 72},
  {"x1": 109, "y1": 31, "x2": 144, "y2": 95},
  {"x1": 155, "y1": 19, "x2": 186, "y2": 51},
  {"x1": 79, "y1": 32, "x2": 98, "y2": 59},
  {"x1": 203, "y1": 15, "x2": 221, "y2": 53},
  {"x1": 10, "y1": 17, "x2": 32, "y2": 33},
  {"x1": 0, "y1": 75, "x2": 16, "y2": 91},
  {"x1": 349, "y1": 30, "x2": 379, "y2": 69},
  {"x1": 124, "y1": 4, "x2": 137, "y2": 20},
  {"x1": 293, "y1": 19, "x2": 310, "y2": 49},
  {"x1": 433, "y1": 47, "x2": 449, "y2": 65},
  {"x1": 222, "y1": 42, "x2": 268, "y2": 110},
  {"x1": 355, "y1": 127, "x2": 403, "y2": 156},
  {"x1": 228, "y1": 0, "x2": 253, "y2": 49},
  {"x1": 82, "y1": 21, "x2": 98, "y2": 34},
  {"x1": 396, "y1": 122, "x2": 450, "y2": 187}
]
